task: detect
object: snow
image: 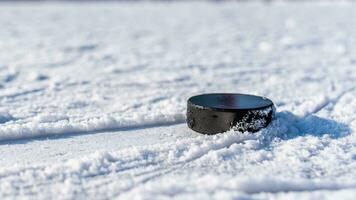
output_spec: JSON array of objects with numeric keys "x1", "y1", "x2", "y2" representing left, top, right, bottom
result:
[{"x1": 0, "y1": 1, "x2": 356, "y2": 199}]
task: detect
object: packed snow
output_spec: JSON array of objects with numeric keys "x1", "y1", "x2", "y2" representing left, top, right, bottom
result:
[{"x1": 0, "y1": 1, "x2": 355, "y2": 199}]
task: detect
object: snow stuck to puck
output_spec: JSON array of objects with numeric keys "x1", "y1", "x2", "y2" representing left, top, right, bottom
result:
[{"x1": 187, "y1": 93, "x2": 275, "y2": 134}]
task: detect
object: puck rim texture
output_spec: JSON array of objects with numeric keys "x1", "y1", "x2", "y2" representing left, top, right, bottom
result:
[{"x1": 186, "y1": 93, "x2": 275, "y2": 134}]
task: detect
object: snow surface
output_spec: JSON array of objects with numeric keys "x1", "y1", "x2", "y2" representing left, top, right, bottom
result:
[{"x1": 0, "y1": 1, "x2": 356, "y2": 199}]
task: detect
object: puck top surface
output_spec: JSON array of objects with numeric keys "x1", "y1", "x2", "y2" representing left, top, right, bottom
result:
[{"x1": 188, "y1": 93, "x2": 273, "y2": 111}]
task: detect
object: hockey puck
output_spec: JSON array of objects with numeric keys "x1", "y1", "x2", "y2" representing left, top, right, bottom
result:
[{"x1": 187, "y1": 93, "x2": 275, "y2": 134}]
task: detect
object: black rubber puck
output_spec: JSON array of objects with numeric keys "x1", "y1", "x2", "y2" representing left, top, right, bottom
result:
[{"x1": 187, "y1": 93, "x2": 275, "y2": 134}]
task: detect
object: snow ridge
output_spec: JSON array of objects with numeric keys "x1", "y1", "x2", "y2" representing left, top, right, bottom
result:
[{"x1": 0, "y1": 113, "x2": 185, "y2": 142}]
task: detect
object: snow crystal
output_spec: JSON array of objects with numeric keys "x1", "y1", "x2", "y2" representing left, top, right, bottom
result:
[{"x1": 0, "y1": 110, "x2": 14, "y2": 124}]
